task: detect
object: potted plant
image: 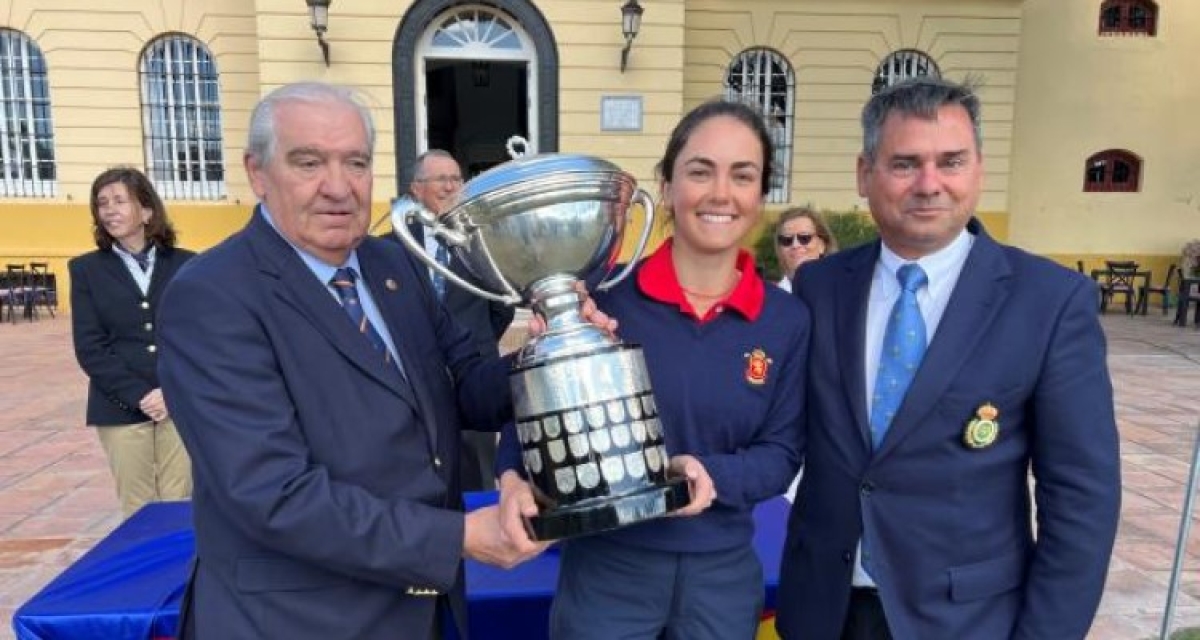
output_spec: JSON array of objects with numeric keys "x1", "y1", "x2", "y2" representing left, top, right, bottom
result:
[{"x1": 1182, "y1": 240, "x2": 1200, "y2": 278}]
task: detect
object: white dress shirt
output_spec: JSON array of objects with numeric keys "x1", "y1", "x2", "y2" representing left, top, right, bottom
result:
[{"x1": 853, "y1": 227, "x2": 973, "y2": 587}]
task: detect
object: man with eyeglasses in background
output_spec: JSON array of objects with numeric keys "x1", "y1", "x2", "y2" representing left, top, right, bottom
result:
[{"x1": 389, "y1": 149, "x2": 515, "y2": 491}]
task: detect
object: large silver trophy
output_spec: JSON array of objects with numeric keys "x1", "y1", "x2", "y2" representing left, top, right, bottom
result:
[{"x1": 394, "y1": 143, "x2": 689, "y2": 539}]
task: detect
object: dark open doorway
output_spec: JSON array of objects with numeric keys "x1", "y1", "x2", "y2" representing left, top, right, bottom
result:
[{"x1": 425, "y1": 59, "x2": 528, "y2": 178}]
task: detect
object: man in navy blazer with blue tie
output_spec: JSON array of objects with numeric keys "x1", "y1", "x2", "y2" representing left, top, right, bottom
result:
[
  {"x1": 158, "y1": 82, "x2": 551, "y2": 639},
  {"x1": 776, "y1": 78, "x2": 1120, "y2": 639}
]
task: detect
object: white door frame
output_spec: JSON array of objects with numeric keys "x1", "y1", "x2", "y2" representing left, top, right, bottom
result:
[{"x1": 413, "y1": 5, "x2": 539, "y2": 156}]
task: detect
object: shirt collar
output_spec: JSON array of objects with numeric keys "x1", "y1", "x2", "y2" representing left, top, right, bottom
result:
[
  {"x1": 259, "y1": 205, "x2": 361, "y2": 284},
  {"x1": 878, "y1": 227, "x2": 973, "y2": 287},
  {"x1": 112, "y1": 242, "x2": 156, "y2": 261},
  {"x1": 636, "y1": 237, "x2": 765, "y2": 322}
]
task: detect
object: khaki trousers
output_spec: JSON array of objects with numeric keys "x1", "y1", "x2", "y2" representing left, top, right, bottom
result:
[{"x1": 96, "y1": 418, "x2": 192, "y2": 518}]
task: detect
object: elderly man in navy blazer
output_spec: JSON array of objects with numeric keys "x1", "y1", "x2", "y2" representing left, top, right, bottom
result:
[
  {"x1": 157, "y1": 82, "x2": 559, "y2": 640},
  {"x1": 775, "y1": 77, "x2": 1120, "y2": 639}
]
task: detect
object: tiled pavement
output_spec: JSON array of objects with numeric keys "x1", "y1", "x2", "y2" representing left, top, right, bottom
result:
[{"x1": 2, "y1": 312, "x2": 1200, "y2": 639}]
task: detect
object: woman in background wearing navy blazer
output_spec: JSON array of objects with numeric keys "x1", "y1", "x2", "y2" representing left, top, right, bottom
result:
[{"x1": 69, "y1": 167, "x2": 196, "y2": 518}]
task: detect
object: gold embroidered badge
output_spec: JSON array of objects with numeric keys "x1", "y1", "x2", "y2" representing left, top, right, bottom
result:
[
  {"x1": 963, "y1": 403, "x2": 1000, "y2": 449},
  {"x1": 744, "y1": 348, "x2": 771, "y2": 385}
]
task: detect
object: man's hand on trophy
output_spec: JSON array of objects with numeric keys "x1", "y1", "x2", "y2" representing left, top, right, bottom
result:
[
  {"x1": 496, "y1": 469, "x2": 546, "y2": 548},
  {"x1": 526, "y1": 281, "x2": 619, "y2": 338},
  {"x1": 463, "y1": 502, "x2": 551, "y2": 569},
  {"x1": 667, "y1": 454, "x2": 716, "y2": 517}
]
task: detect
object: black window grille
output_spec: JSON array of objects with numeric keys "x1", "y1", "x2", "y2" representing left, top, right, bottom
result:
[
  {"x1": 140, "y1": 35, "x2": 225, "y2": 200},
  {"x1": 724, "y1": 48, "x2": 794, "y2": 204},
  {"x1": 872, "y1": 49, "x2": 940, "y2": 95},
  {"x1": 0, "y1": 29, "x2": 56, "y2": 197}
]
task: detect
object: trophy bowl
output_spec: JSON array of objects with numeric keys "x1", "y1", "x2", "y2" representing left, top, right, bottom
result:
[{"x1": 394, "y1": 152, "x2": 690, "y2": 539}]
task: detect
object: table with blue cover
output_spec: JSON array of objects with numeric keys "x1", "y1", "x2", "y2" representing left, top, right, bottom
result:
[{"x1": 13, "y1": 493, "x2": 788, "y2": 639}]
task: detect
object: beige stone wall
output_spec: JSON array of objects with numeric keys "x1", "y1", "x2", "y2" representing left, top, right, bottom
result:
[
  {"x1": 250, "y1": 0, "x2": 406, "y2": 186},
  {"x1": 543, "y1": 0, "x2": 685, "y2": 189},
  {"x1": 1, "y1": 0, "x2": 260, "y2": 203},
  {"x1": 1009, "y1": 0, "x2": 1200, "y2": 260},
  {"x1": 5, "y1": 0, "x2": 1191, "y2": 287},
  {"x1": 0, "y1": 0, "x2": 263, "y2": 299},
  {"x1": 244, "y1": 0, "x2": 685, "y2": 194},
  {"x1": 681, "y1": 0, "x2": 1023, "y2": 217}
]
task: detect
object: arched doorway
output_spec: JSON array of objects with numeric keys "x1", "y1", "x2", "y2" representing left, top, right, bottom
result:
[{"x1": 393, "y1": 0, "x2": 558, "y2": 191}]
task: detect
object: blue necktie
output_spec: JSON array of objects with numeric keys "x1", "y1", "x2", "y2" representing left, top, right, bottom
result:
[
  {"x1": 433, "y1": 242, "x2": 449, "y2": 299},
  {"x1": 869, "y1": 264, "x2": 928, "y2": 449},
  {"x1": 329, "y1": 267, "x2": 395, "y2": 367}
]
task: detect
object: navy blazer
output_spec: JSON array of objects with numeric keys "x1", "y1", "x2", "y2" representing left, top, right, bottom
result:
[
  {"x1": 776, "y1": 220, "x2": 1121, "y2": 640},
  {"x1": 157, "y1": 211, "x2": 513, "y2": 639},
  {"x1": 69, "y1": 246, "x2": 195, "y2": 426}
]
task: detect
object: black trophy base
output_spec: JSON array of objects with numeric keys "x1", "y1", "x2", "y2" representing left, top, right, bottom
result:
[{"x1": 525, "y1": 477, "x2": 691, "y2": 541}]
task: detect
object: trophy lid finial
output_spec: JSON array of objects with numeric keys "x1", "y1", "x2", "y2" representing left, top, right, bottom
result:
[{"x1": 506, "y1": 135, "x2": 530, "y2": 159}]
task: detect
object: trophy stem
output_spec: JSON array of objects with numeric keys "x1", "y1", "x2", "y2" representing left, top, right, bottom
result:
[
  {"x1": 530, "y1": 275, "x2": 586, "y2": 334},
  {"x1": 517, "y1": 275, "x2": 616, "y2": 365}
]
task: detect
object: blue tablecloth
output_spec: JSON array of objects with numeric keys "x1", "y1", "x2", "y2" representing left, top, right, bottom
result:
[{"x1": 13, "y1": 493, "x2": 788, "y2": 639}]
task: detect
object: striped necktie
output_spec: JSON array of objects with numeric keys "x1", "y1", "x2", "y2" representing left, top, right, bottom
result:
[
  {"x1": 869, "y1": 263, "x2": 928, "y2": 449},
  {"x1": 329, "y1": 267, "x2": 395, "y2": 367}
]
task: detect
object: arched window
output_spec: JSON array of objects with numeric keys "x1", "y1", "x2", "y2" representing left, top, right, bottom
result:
[
  {"x1": 1084, "y1": 150, "x2": 1141, "y2": 192},
  {"x1": 140, "y1": 35, "x2": 224, "y2": 200},
  {"x1": 872, "y1": 49, "x2": 940, "y2": 95},
  {"x1": 0, "y1": 29, "x2": 56, "y2": 197},
  {"x1": 430, "y1": 8, "x2": 523, "y2": 51},
  {"x1": 1099, "y1": 0, "x2": 1158, "y2": 36},
  {"x1": 724, "y1": 48, "x2": 794, "y2": 204},
  {"x1": 873, "y1": 49, "x2": 936, "y2": 94}
]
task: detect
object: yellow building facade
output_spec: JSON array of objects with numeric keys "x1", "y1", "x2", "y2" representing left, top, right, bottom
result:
[{"x1": 0, "y1": 0, "x2": 1192, "y2": 307}]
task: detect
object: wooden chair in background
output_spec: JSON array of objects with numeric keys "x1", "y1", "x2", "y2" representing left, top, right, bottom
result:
[
  {"x1": 27, "y1": 262, "x2": 57, "y2": 319},
  {"x1": 1137, "y1": 264, "x2": 1178, "y2": 316},
  {"x1": 1099, "y1": 261, "x2": 1139, "y2": 314},
  {"x1": 1175, "y1": 273, "x2": 1200, "y2": 327}
]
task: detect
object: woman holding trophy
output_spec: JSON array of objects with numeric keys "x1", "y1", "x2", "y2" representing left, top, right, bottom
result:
[{"x1": 498, "y1": 99, "x2": 811, "y2": 640}]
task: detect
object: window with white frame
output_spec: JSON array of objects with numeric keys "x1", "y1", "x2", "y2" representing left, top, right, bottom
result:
[
  {"x1": 872, "y1": 49, "x2": 940, "y2": 94},
  {"x1": 0, "y1": 29, "x2": 56, "y2": 198},
  {"x1": 140, "y1": 35, "x2": 224, "y2": 200},
  {"x1": 431, "y1": 8, "x2": 523, "y2": 51},
  {"x1": 724, "y1": 48, "x2": 794, "y2": 204}
]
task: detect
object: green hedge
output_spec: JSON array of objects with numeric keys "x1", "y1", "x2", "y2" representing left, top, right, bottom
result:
[{"x1": 755, "y1": 210, "x2": 879, "y2": 281}]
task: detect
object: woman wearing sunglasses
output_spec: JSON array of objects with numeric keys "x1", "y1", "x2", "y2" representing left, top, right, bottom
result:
[{"x1": 774, "y1": 206, "x2": 837, "y2": 292}]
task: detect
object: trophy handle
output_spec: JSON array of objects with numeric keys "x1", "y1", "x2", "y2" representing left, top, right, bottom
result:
[
  {"x1": 391, "y1": 204, "x2": 522, "y2": 306},
  {"x1": 596, "y1": 188, "x2": 656, "y2": 292}
]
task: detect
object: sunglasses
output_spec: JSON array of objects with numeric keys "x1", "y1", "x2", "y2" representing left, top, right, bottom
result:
[{"x1": 777, "y1": 233, "x2": 817, "y2": 248}]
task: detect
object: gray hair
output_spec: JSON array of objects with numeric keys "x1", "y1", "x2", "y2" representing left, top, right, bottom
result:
[
  {"x1": 410, "y1": 149, "x2": 459, "y2": 181},
  {"x1": 245, "y1": 82, "x2": 376, "y2": 166},
  {"x1": 861, "y1": 76, "x2": 983, "y2": 163}
]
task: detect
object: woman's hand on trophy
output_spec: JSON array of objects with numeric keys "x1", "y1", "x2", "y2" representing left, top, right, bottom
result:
[
  {"x1": 497, "y1": 469, "x2": 548, "y2": 549},
  {"x1": 667, "y1": 454, "x2": 716, "y2": 517},
  {"x1": 463, "y1": 502, "x2": 550, "y2": 569},
  {"x1": 526, "y1": 281, "x2": 619, "y2": 338}
]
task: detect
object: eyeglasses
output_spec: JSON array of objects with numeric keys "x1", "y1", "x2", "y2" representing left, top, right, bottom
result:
[
  {"x1": 416, "y1": 174, "x2": 463, "y2": 186},
  {"x1": 777, "y1": 233, "x2": 817, "y2": 248}
]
